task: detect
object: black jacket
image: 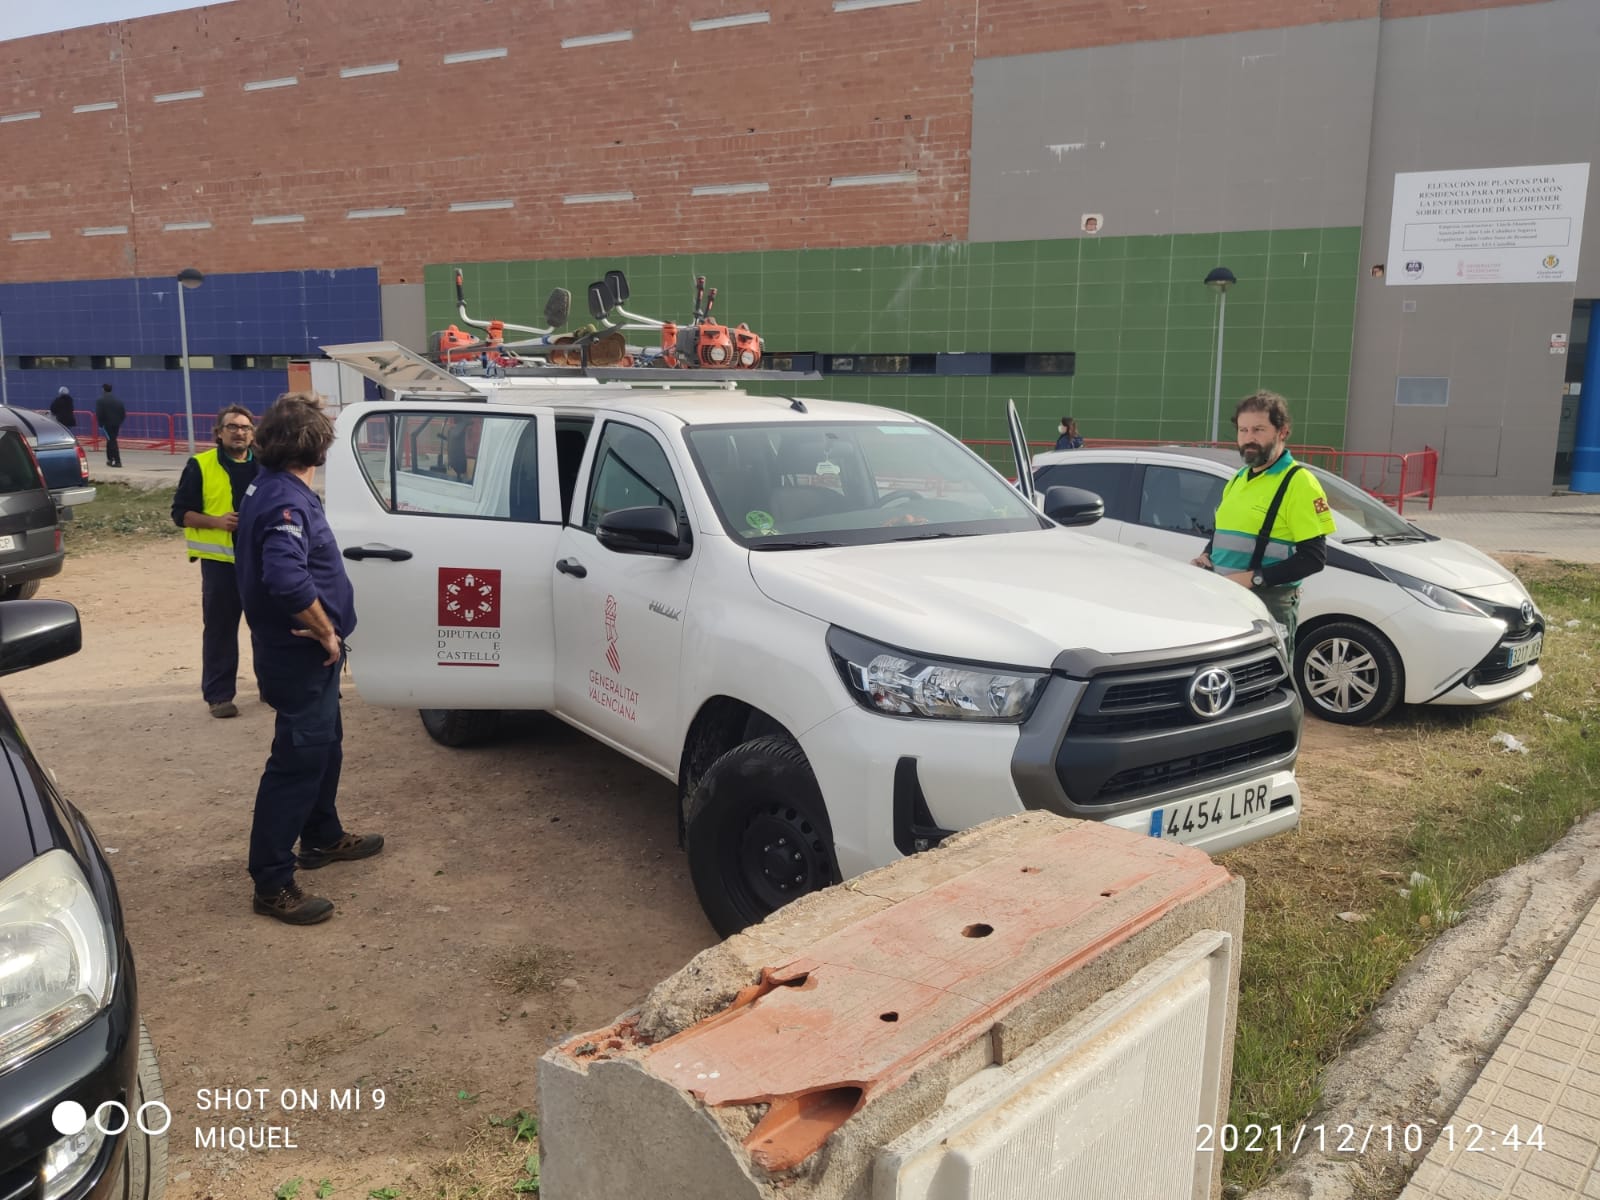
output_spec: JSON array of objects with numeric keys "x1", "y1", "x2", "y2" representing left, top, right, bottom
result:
[
  {"x1": 49, "y1": 394, "x2": 76, "y2": 427},
  {"x1": 95, "y1": 391, "x2": 126, "y2": 427}
]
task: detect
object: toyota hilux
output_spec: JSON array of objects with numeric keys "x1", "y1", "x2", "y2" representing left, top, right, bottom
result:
[{"x1": 320, "y1": 344, "x2": 1305, "y2": 935}]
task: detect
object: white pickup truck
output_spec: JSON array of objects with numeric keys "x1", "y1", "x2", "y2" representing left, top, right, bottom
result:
[{"x1": 321, "y1": 344, "x2": 1303, "y2": 935}]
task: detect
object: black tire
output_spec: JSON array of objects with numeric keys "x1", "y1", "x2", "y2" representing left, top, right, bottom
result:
[
  {"x1": 1294, "y1": 619, "x2": 1405, "y2": 726},
  {"x1": 684, "y1": 735, "x2": 839, "y2": 938},
  {"x1": 418, "y1": 708, "x2": 504, "y2": 747},
  {"x1": 123, "y1": 1020, "x2": 169, "y2": 1199},
  {"x1": 1, "y1": 579, "x2": 40, "y2": 601}
]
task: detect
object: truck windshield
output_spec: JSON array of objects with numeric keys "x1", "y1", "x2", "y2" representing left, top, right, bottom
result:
[{"x1": 684, "y1": 421, "x2": 1047, "y2": 547}]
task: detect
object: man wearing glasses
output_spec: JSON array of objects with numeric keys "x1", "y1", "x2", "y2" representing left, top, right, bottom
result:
[{"x1": 171, "y1": 405, "x2": 262, "y2": 717}]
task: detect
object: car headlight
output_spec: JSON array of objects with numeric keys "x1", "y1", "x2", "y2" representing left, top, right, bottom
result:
[
  {"x1": 827, "y1": 627, "x2": 1046, "y2": 721},
  {"x1": 0, "y1": 851, "x2": 114, "y2": 1073},
  {"x1": 1380, "y1": 566, "x2": 1491, "y2": 618}
]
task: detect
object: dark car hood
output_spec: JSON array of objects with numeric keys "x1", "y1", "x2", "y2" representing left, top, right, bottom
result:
[{"x1": 0, "y1": 406, "x2": 76, "y2": 450}]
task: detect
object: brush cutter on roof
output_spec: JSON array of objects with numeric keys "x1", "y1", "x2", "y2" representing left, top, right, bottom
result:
[
  {"x1": 585, "y1": 271, "x2": 764, "y2": 370},
  {"x1": 430, "y1": 268, "x2": 576, "y2": 365}
]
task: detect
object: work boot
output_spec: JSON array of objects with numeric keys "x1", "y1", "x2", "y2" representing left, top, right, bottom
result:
[
  {"x1": 297, "y1": 831, "x2": 385, "y2": 870},
  {"x1": 252, "y1": 881, "x2": 334, "y2": 925},
  {"x1": 209, "y1": 700, "x2": 239, "y2": 718}
]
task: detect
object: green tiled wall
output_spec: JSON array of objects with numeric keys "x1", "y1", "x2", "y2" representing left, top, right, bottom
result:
[{"x1": 424, "y1": 227, "x2": 1359, "y2": 449}]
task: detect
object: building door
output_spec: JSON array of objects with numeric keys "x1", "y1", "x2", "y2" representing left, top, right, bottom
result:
[{"x1": 1556, "y1": 300, "x2": 1590, "y2": 487}]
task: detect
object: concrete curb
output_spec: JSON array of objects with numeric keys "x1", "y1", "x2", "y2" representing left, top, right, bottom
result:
[{"x1": 1246, "y1": 810, "x2": 1600, "y2": 1200}]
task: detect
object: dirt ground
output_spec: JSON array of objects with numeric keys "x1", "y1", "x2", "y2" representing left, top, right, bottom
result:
[
  {"x1": 7, "y1": 537, "x2": 1364, "y2": 1200},
  {"x1": 10, "y1": 539, "x2": 718, "y2": 1199}
]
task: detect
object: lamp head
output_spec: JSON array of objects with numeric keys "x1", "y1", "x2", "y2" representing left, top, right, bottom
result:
[
  {"x1": 177, "y1": 267, "x2": 205, "y2": 289},
  {"x1": 1204, "y1": 266, "x2": 1236, "y2": 293}
]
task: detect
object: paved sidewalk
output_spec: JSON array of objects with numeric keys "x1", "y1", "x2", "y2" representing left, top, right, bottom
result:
[
  {"x1": 1400, "y1": 903, "x2": 1600, "y2": 1199},
  {"x1": 1410, "y1": 493, "x2": 1600, "y2": 564}
]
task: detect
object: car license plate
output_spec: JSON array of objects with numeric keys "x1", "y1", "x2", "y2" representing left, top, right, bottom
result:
[
  {"x1": 0, "y1": 535, "x2": 14, "y2": 552},
  {"x1": 1150, "y1": 779, "x2": 1273, "y2": 843},
  {"x1": 1506, "y1": 636, "x2": 1542, "y2": 668}
]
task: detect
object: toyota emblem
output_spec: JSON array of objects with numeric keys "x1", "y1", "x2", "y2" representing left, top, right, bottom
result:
[
  {"x1": 1188, "y1": 667, "x2": 1236, "y2": 719},
  {"x1": 1520, "y1": 600, "x2": 1535, "y2": 626}
]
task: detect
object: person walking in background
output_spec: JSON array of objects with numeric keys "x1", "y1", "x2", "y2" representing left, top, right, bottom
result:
[
  {"x1": 1054, "y1": 417, "x2": 1084, "y2": 451},
  {"x1": 95, "y1": 383, "x2": 126, "y2": 467},
  {"x1": 236, "y1": 392, "x2": 382, "y2": 925},
  {"x1": 171, "y1": 405, "x2": 260, "y2": 718},
  {"x1": 50, "y1": 387, "x2": 76, "y2": 428},
  {"x1": 1191, "y1": 390, "x2": 1335, "y2": 661}
]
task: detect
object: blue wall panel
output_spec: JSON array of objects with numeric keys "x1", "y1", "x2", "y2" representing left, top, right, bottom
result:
[{"x1": 0, "y1": 268, "x2": 379, "y2": 419}]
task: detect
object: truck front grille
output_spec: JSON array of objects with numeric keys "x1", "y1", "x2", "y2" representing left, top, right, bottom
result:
[
  {"x1": 1072, "y1": 651, "x2": 1287, "y2": 736},
  {"x1": 1094, "y1": 733, "x2": 1297, "y2": 802}
]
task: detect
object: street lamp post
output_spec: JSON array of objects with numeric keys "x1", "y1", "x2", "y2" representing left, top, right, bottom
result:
[
  {"x1": 1205, "y1": 266, "x2": 1237, "y2": 443},
  {"x1": 0, "y1": 311, "x2": 9, "y2": 408},
  {"x1": 176, "y1": 267, "x2": 205, "y2": 453}
]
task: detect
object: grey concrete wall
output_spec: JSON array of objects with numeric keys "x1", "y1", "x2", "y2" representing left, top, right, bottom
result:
[
  {"x1": 379, "y1": 283, "x2": 427, "y2": 354},
  {"x1": 1349, "y1": 0, "x2": 1600, "y2": 496},
  {"x1": 969, "y1": 20, "x2": 1380, "y2": 242}
]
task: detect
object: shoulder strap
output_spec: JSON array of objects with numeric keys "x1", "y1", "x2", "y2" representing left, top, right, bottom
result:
[{"x1": 1249, "y1": 464, "x2": 1302, "y2": 572}]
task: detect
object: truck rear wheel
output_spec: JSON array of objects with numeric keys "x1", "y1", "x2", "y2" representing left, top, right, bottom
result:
[
  {"x1": 684, "y1": 735, "x2": 839, "y2": 938},
  {"x1": 123, "y1": 1020, "x2": 169, "y2": 1200},
  {"x1": 418, "y1": 708, "x2": 503, "y2": 747}
]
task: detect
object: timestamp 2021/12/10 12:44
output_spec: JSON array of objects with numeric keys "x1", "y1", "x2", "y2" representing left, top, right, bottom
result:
[{"x1": 1195, "y1": 1122, "x2": 1547, "y2": 1156}]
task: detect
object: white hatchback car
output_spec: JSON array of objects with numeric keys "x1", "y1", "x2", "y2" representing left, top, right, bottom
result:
[{"x1": 1029, "y1": 446, "x2": 1544, "y2": 725}]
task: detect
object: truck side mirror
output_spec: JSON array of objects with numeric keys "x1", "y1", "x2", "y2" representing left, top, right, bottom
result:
[
  {"x1": 0, "y1": 600, "x2": 82, "y2": 676},
  {"x1": 597, "y1": 505, "x2": 692, "y2": 559},
  {"x1": 1042, "y1": 485, "x2": 1103, "y2": 527}
]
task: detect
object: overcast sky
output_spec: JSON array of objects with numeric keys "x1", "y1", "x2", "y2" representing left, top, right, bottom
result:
[{"x1": 0, "y1": 0, "x2": 237, "y2": 42}]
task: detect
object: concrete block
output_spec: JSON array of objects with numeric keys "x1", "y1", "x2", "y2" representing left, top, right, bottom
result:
[{"x1": 537, "y1": 812, "x2": 1246, "y2": 1200}]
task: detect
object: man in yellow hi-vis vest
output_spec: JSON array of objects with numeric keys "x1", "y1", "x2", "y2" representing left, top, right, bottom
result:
[
  {"x1": 171, "y1": 405, "x2": 261, "y2": 717},
  {"x1": 1192, "y1": 391, "x2": 1336, "y2": 661}
]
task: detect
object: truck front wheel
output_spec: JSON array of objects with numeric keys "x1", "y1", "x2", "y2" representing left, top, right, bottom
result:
[
  {"x1": 418, "y1": 709, "x2": 503, "y2": 747},
  {"x1": 685, "y1": 735, "x2": 839, "y2": 938}
]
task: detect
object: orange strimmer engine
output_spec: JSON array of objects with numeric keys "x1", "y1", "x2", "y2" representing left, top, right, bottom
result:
[
  {"x1": 732, "y1": 323, "x2": 762, "y2": 369},
  {"x1": 695, "y1": 322, "x2": 734, "y2": 367}
]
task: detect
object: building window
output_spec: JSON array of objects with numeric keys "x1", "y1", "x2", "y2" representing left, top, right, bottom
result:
[
  {"x1": 91, "y1": 355, "x2": 134, "y2": 369},
  {"x1": 230, "y1": 354, "x2": 293, "y2": 370},
  {"x1": 1395, "y1": 377, "x2": 1449, "y2": 407},
  {"x1": 19, "y1": 355, "x2": 79, "y2": 369},
  {"x1": 992, "y1": 352, "x2": 1075, "y2": 376},
  {"x1": 164, "y1": 355, "x2": 219, "y2": 370},
  {"x1": 810, "y1": 351, "x2": 1075, "y2": 377}
]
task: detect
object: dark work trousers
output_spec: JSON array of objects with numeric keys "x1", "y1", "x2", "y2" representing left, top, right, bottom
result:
[
  {"x1": 247, "y1": 643, "x2": 347, "y2": 894},
  {"x1": 103, "y1": 424, "x2": 122, "y2": 467},
  {"x1": 1257, "y1": 584, "x2": 1302, "y2": 664},
  {"x1": 199, "y1": 558, "x2": 247, "y2": 704}
]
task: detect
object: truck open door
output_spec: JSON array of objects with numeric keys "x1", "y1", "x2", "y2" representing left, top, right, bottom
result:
[{"x1": 319, "y1": 344, "x2": 564, "y2": 716}]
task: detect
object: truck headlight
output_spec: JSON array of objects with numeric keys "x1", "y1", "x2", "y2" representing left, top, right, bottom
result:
[
  {"x1": 827, "y1": 627, "x2": 1046, "y2": 721},
  {"x1": 0, "y1": 851, "x2": 114, "y2": 1073},
  {"x1": 1381, "y1": 566, "x2": 1491, "y2": 619}
]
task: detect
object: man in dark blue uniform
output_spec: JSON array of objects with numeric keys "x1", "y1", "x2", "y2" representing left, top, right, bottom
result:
[{"x1": 236, "y1": 393, "x2": 383, "y2": 925}]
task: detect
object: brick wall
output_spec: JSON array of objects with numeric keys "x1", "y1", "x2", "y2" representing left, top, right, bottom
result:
[
  {"x1": 0, "y1": 0, "x2": 1551, "y2": 285},
  {"x1": 1, "y1": 0, "x2": 979, "y2": 283}
]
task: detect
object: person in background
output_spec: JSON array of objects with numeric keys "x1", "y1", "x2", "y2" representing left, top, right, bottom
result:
[
  {"x1": 1054, "y1": 417, "x2": 1084, "y2": 451},
  {"x1": 1191, "y1": 390, "x2": 1336, "y2": 661},
  {"x1": 50, "y1": 387, "x2": 76, "y2": 428},
  {"x1": 171, "y1": 405, "x2": 260, "y2": 718},
  {"x1": 95, "y1": 383, "x2": 126, "y2": 467},
  {"x1": 236, "y1": 392, "x2": 382, "y2": 925}
]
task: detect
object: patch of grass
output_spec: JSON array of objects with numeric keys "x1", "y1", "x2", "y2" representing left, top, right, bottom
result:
[
  {"x1": 488, "y1": 947, "x2": 573, "y2": 996},
  {"x1": 430, "y1": 1115, "x2": 542, "y2": 1200},
  {"x1": 66, "y1": 482, "x2": 182, "y2": 551},
  {"x1": 1223, "y1": 560, "x2": 1600, "y2": 1190}
]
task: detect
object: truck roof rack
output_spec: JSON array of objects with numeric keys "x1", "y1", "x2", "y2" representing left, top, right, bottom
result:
[{"x1": 319, "y1": 341, "x2": 821, "y2": 396}]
